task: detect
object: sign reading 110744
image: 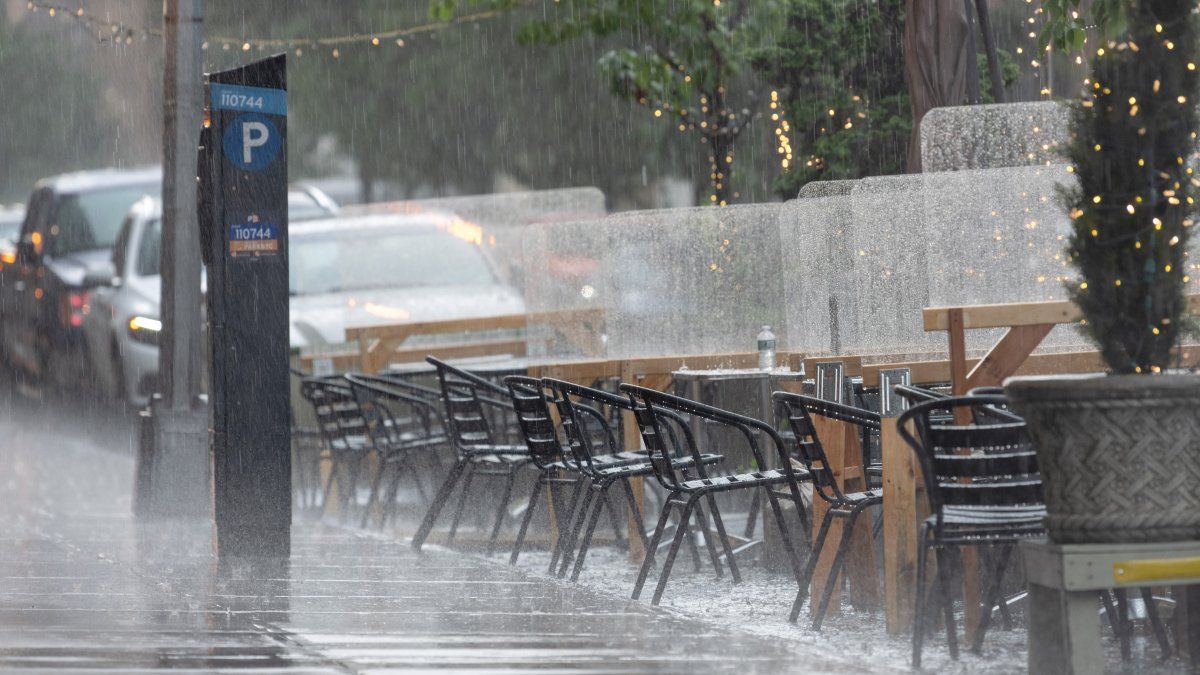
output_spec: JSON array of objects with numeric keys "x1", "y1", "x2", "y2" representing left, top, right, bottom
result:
[{"x1": 211, "y1": 84, "x2": 285, "y2": 172}]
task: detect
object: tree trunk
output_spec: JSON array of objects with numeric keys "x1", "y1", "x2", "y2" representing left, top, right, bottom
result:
[
  {"x1": 903, "y1": 0, "x2": 973, "y2": 172},
  {"x1": 357, "y1": 160, "x2": 376, "y2": 205},
  {"x1": 710, "y1": 131, "x2": 735, "y2": 206},
  {"x1": 962, "y1": 0, "x2": 981, "y2": 104},
  {"x1": 974, "y1": 0, "x2": 1006, "y2": 103}
]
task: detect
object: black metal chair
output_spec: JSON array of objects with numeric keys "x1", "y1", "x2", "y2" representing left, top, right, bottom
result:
[
  {"x1": 543, "y1": 378, "x2": 726, "y2": 582},
  {"x1": 620, "y1": 383, "x2": 810, "y2": 605},
  {"x1": 411, "y1": 357, "x2": 531, "y2": 554},
  {"x1": 290, "y1": 368, "x2": 324, "y2": 511},
  {"x1": 773, "y1": 392, "x2": 884, "y2": 628},
  {"x1": 299, "y1": 376, "x2": 372, "y2": 521},
  {"x1": 501, "y1": 375, "x2": 617, "y2": 569},
  {"x1": 345, "y1": 373, "x2": 448, "y2": 529},
  {"x1": 897, "y1": 395, "x2": 1046, "y2": 668}
]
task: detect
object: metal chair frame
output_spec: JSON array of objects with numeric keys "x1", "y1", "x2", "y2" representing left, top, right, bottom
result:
[
  {"x1": 345, "y1": 373, "x2": 447, "y2": 529},
  {"x1": 773, "y1": 392, "x2": 884, "y2": 628},
  {"x1": 411, "y1": 357, "x2": 531, "y2": 554},
  {"x1": 541, "y1": 378, "x2": 728, "y2": 583},
  {"x1": 502, "y1": 376, "x2": 645, "y2": 571},
  {"x1": 897, "y1": 395, "x2": 1047, "y2": 668},
  {"x1": 620, "y1": 383, "x2": 811, "y2": 606},
  {"x1": 299, "y1": 376, "x2": 373, "y2": 522}
]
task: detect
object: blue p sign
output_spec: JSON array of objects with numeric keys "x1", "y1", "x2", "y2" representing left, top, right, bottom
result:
[{"x1": 222, "y1": 113, "x2": 281, "y2": 172}]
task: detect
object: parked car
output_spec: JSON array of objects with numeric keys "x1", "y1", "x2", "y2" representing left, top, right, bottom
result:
[
  {"x1": 288, "y1": 212, "x2": 525, "y2": 349},
  {"x1": 83, "y1": 188, "x2": 338, "y2": 405},
  {"x1": 0, "y1": 205, "x2": 25, "y2": 272},
  {"x1": 0, "y1": 168, "x2": 160, "y2": 389}
]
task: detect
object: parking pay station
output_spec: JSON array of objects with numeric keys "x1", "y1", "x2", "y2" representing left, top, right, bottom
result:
[{"x1": 198, "y1": 55, "x2": 291, "y2": 559}]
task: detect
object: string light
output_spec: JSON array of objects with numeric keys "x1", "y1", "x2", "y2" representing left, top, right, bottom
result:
[{"x1": 24, "y1": 0, "x2": 518, "y2": 56}]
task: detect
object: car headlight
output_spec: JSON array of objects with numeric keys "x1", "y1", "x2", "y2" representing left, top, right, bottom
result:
[{"x1": 127, "y1": 315, "x2": 162, "y2": 346}]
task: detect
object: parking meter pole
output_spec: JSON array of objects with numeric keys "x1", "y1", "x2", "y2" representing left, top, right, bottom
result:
[
  {"x1": 201, "y1": 55, "x2": 291, "y2": 560},
  {"x1": 137, "y1": 0, "x2": 210, "y2": 520}
]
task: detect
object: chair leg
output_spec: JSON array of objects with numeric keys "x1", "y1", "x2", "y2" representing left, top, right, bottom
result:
[
  {"x1": 743, "y1": 488, "x2": 761, "y2": 539},
  {"x1": 1141, "y1": 587, "x2": 1173, "y2": 660},
  {"x1": 651, "y1": 498, "x2": 698, "y2": 606},
  {"x1": 510, "y1": 476, "x2": 545, "y2": 565},
  {"x1": 912, "y1": 523, "x2": 931, "y2": 670},
  {"x1": 446, "y1": 464, "x2": 477, "y2": 545},
  {"x1": 486, "y1": 466, "x2": 519, "y2": 556},
  {"x1": 381, "y1": 460, "x2": 407, "y2": 529},
  {"x1": 972, "y1": 544, "x2": 1013, "y2": 654},
  {"x1": 548, "y1": 478, "x2": 584, "y2": 575},
  {"x1": 1101, "y1": 590, "x2": 1122, "y2": 640},
  {"x1": 603, "y1": 489, "x2": 626, "y2": 547},
  {"x1": 319, "y1": 454, "x2": 339, "y2": 514},
  {"x1": 935, "y1": 546, "x2": 959, "y2": 660},
  {"x1": 691, "y1": 498, "x2": 725, "y2": 580},
  {"x1": 632, "y1": 499, "x2": 675, "y2": 601},
  {"x1": 557, "y1": 488, "x2": 595, "y2": 578},
  {"x1": 1115, "y1": 588, "x2": 1132, "y2": 662},
  {"x1": 411, "y1": 459, "x2": 467, "y2": 552},
  {"x1": 790, "y1": 509, "x2": 835, "y2": 623},
  {"x1": 705, "y1": 493, "x2": 741, "y2": 584},
  {"x1": 764, "y1": 487, "x2": 805, "y2": 587},
  {"x1": 813, "y1": 512, "x2": 858, "y2": 631},
  {"x1": 621, "y1": 477, "x2": 649, "y2": 550},
  {"x1": 570, "y1": 484, "x2": 611, "y2": 582},
  {"x1": 360, "y1": 453, "x2": 389, "y2": 529},
  {"x1": 340, "y1": 455, "x2": 365, "y2": 525}
]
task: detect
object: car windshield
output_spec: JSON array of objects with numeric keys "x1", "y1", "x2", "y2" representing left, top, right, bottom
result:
[
  {"x1": 289, "y1": 228, "x2": 497, "y2": 296},
  {"x1": 136, "y1": 218, "x2": 161, "y2": 277},
  {"x1": 288, "y1": 192, "x2": 331, "y2": 222},
  {"x1": 51, "y1": 185, "x2": 157, "y2": 256}
]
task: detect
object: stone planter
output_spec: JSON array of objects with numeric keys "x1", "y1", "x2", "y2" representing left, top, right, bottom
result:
[{"x1": 1005, "y1": 374, "x2": 1200, "y2": 544}]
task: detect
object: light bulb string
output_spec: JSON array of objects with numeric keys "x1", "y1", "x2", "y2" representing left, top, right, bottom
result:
[{"x1": 24, "y1": 1, "x2": 522, "y2": 52}]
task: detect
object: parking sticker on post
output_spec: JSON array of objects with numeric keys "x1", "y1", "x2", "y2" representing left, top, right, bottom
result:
[{"x1": 228, "y1": 216, "x2": 279, "y2": 257}]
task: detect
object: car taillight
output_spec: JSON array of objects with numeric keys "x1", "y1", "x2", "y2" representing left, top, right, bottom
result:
[{"x1": 61, "y1": 289, "x2": 89, "y2": 328}]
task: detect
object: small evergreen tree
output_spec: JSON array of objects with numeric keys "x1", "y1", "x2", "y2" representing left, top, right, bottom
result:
[{"x1": 1057, "y1": 0, "x2": 1198, "y2": 373}]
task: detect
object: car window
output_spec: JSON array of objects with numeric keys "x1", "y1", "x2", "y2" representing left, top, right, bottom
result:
[
  {"x1": 135, "y1": 218, "x2": 161, "y2": 277},
  {"x1": 49, "y1": 185, "x2": 157, "y2": 257},
  {"x1": 289, "y1": 229, "x2": 497, "y2": 295}
]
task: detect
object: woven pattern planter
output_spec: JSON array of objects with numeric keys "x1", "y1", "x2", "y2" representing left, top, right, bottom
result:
[{"x1": 1006, "y1": 374, "x2": 1200, "y2": 544}]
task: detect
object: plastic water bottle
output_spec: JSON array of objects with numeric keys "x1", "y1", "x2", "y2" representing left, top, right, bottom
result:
[{"x1": 757, "y1": 325, "x2": 776, "y2": 370}]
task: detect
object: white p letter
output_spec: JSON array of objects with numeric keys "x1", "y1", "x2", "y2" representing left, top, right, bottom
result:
[{"x1": 242, "y1": 121, "x2": 269, "y2": 164}]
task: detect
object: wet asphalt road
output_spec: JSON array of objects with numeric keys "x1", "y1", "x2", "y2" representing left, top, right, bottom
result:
[{"x1": 0, "y1": 390, "x2": 862, "y2": 674}]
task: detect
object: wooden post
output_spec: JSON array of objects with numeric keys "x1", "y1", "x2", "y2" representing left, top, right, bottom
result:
[{"x1": 882, "y1": 416, "x2": 930, "y2": 634}]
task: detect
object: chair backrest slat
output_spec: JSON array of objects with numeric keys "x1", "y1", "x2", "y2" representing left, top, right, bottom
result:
[
  {"x1": 543, "y1": 378, "x2": 628, "y2": 479},
  {"x1": 897, "y1": 394, "x2": 1044, "y2": 531},
  {"x1": 773, "y1": 392, "x2": 879, "y2": 504},
  {"x1": 504, "y1": 376, "x2": 562, "y2": 468}
]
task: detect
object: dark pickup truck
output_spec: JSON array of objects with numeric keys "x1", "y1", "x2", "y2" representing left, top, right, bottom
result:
[{"x1": 0, "y1": 168, "x2": 160, "y2": 390}]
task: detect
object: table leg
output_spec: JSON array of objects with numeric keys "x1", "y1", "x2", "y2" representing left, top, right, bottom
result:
[{"x1": 1027, "y1": 584, "x2": 1102, "y2": 675}]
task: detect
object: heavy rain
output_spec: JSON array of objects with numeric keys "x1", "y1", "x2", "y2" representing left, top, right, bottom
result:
[{"x1": 1, "y1": 1, "x2": 1200, "y2": 673}]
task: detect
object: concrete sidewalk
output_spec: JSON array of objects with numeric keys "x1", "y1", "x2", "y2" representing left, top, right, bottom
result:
[{"x1": 0, "y1": 400, "x2": 862, "y2": 674}]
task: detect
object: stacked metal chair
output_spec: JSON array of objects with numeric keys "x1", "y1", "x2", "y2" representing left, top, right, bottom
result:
[
  {"x1": 410, "y1": 357, "x2": 531, "y2": 554},
  {"x1": 345, "y1": 373, "x2": 448, "y2": 528},
  {"x1": 620, "y1": 383, "x2": 811, "y2": 605}
]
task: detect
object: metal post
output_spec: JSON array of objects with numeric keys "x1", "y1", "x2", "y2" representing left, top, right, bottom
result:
[{"x1": 137, "y1": 0, "x2": 210, "y2": 519}]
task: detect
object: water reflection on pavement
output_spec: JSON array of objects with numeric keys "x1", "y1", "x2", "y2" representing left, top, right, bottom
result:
[{"x1": 0, "y1": 390, "x2": 857, "y2": 674}]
